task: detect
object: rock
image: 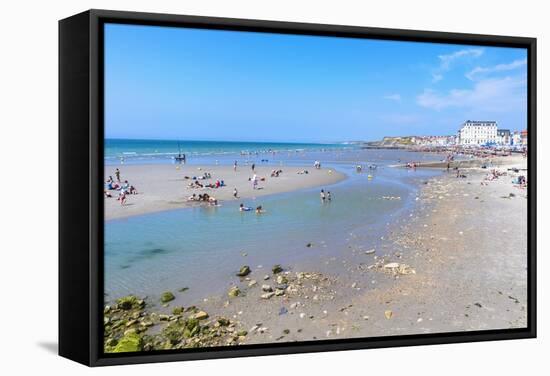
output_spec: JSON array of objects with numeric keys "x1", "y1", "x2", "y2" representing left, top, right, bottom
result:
[
  {"x1": 228, "y1": 286, "x2": 240, "y2": 297},
  {"x1": 172, "y1": 306, "x2": 184, "y2": 315},
  {"x1": 384, "y1": 262, "x2": 400, "y2": 269},
  {"x1": 276, "y1": 275, "x2": 288, "y2": 285},
  {"x1": 237, "y1": 265, "x2": 251, "y2": 277},
  {"x1": 160, "y1": 291, "x2": 175, "y2": 303},
  {"x1": 178, "y1": 287, "x2": 189, "y2": 292},
  {"x1": 248, "y1": 280, "x2": 257, "y2": 287},
  {"x1": 272, "y1": 264, "x2": 283, "y2": 274},
  {"x1": 112, "y1": 332, "x2": 142, "y2": 352},
  {"x1": 283, "y1": 329, "x2": 290, "y2": 334},
  {"x1": 275, "y1": 288, "x2": 285, "y2": 296},
  {"x1": 236, "y1": 330, "x2": 248, "y2": 337},
  {"x1": 116, "y1": 295, "x2": 144, "y2": 310},
  {"x1": 384, "y1": 310, "x2": 393, "y2": 319},
  {"x1": 261, "y1": 292, "x2": 275, "y2": 299},
  {"x1": 299, "y1": 313, "x2": 306, "y2": 319},
  {"x1": 306, "y1": 243, "x2": 313, "y2": 248},
  {"x1": 365, "y1": 249, "x2": 376, "y2": 255},
  {"x1": 192, "y1": 311, "x2": 209, "y2": 320},
  {"x1": 262, "y1": 284, "x2": 273, "y2": 292},
  {"x1": 263, "y1": 275, "x2": 270, "y2": 280}
]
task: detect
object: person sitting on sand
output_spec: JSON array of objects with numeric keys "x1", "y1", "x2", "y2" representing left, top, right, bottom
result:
[
  {"x1": 297, "y1": 170, "x2": 309, "y2": 175},
  {"x1": 239, "y1": 203, "x2": 251, "y2": 212},
  {"x1": 129, "y1": 185, "x2": 137, "y2": 194},
  {"x1": 104, "y1": 190, "x2": 112, "y2": 198}
]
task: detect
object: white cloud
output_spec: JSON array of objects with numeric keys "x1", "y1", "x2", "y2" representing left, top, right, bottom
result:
[
  {"x1": 465, "y1": 58, "x2": 527, "y2": 80},
  {"x1": 416, "y1": 76, "x2": 526, "y2": 112},
  {"x1": 429, "y1": 48, "x2": 484, "y2": 83},
  {"x1": 438, "y1": 48, "x2": 484, "y2": 71},
  {"x1": 383, "y1": 94, "x2": 401, "y2": 101}
]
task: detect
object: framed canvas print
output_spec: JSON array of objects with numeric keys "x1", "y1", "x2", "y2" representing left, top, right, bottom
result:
[{"x1": 59, "y1": 9, "x2": 536, "y2": 366}]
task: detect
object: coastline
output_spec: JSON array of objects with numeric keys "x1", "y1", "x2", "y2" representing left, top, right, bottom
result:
[
  {"x1": 104, "y1": 154, "x2": 528, "y2": 351},
  {"x1": 104, "y1": 164, "x2": 347, "y2": 220}
]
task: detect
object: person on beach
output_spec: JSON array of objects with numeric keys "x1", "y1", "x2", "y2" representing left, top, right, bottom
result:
[
  {"x1": 115, "y1": 168, "x2": 121, "y2": 182},
  {"x1": 320, "y1": 189, "x2": 326, "y2": 202},
  {"x1": 118, "y1": 190, "x2": 126, "y2": 205},
  {"x1": 234, "y1": 160, "x2": 238, "y2": 172},
  {"x1": 239, "y1": 203, "x2": 251, "y2": 212},
  {"x1": 252, "y1": 174, "x2": 258, "y2": 190},
  {"x1": 251, "y1": 163, "x2": 255, "y2": 172},
  {"x1": 188, "y1": 193, "x2": 197, "y2": 201},
  {"x1": 182, "y1": 153, "x2": 186, "y2": 164},
  {"x1": 233, "y1": 188, "x2": 238, "y2": 199}
]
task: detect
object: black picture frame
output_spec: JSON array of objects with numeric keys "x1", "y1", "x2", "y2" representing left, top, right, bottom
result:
[{"x1": 59, "y1": 9, "x2": 537, "y2": 367}]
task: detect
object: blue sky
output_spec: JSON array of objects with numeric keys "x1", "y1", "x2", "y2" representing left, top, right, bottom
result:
[{"x1": 105, "y1": 23, "x2": 527, "y2": 143}]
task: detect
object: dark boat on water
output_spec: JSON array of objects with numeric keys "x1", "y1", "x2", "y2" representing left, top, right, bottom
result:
[{"x1": 173, "y1": 141, "x2": 186, "y2": 163}]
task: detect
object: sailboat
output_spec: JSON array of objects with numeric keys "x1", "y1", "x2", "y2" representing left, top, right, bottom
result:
[{"x1": 173, "y1": 141, "x2": 186, "y2": 163}]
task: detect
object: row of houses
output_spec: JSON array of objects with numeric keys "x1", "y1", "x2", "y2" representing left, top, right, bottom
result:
[{"x1": 457, "y1": 120, "x2": 527, "y2": 147}]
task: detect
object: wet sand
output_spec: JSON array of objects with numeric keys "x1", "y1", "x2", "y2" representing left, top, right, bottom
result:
[{"x1": 104, "y1": 164, "x2": 346, "y2": 220}]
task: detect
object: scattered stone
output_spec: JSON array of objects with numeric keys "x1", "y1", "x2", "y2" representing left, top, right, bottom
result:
[
  {"x1": 112, "y1": 332, "x2": 142, "y2": 353},
  {"x1": 384, "y1": 310, "x2": 393, "y2": 319},
  {"x1": 191, "y1": 311, "x2": 209, "y2": 320},
  {"x1": 261, "y1": 292, "x2": 275, "y2": 299},
  {"x1": 275, "y1": 288, "x2": 285, "y2": 296},
  {"x1": 172, "y1": 306, "x2": 184, "y2": 315},
  {"x1": 178, "y1": 287, "x2": 189, "y2": 293},
  {"x1": 276, "y1": 275, "x2": 288, "y2": 285},
  {"x1": 299, "y1": 313, "x2": 306, "y2": 319},
  {"x1": 237, "y1": 265, "x2": 251, "y2": 277},
  {"x1": 262, "y1": 284, "x2": 273, "y2": 292},
  {"x1": 283, "y1": 329, "x2": 290, "y2": 335},
  {"x1": 272, "y1": 264, "x2": 283, "y2": 274},
  {"x1": 228, "y1": 286, "x2": 240, "y2": 297},
  {"x1": 248, "y1": 280, "x2": 257, "y2": 288},
  {"x1": 365, "y1": 249, "x2": 376, "y2": 255},
  {"x1": 160, "y1": 291, "x2": 175, "y2": 303},
  {"x1": 263, "y1": 275, "x2": 270, "y2": 280},
  {"x1": 306, "y1": 243, "x2": 313, "y2": 248}
]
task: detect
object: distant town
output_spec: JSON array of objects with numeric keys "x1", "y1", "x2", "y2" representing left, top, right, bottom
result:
[{"x1": 363, "y1": 120, "x2": 528, "y2": 150}]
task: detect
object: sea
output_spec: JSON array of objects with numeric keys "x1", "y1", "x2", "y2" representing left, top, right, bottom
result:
[{"x1": 104, "y1": 139, "x2": 447, "y2": 304}]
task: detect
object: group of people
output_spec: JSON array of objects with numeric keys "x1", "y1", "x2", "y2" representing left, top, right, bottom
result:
[
  {"x1": 270, "y1": 169, "x2": 283, "y2": 177},
  {"x1": 188, "y1": 179, "x2": 225, "y2": 189},
  {"x1": 187, "y1": 193, "x2": 218, "y2": 205},
  {"x1": 104, "y1": 168, "x2": 137, "y2": 205},
  {"x1": 320, "y1": 189, "x2": 332, "y2": 203},
  {"x1": 239, "y1": 203, "x2": 265, "y2": 214}
]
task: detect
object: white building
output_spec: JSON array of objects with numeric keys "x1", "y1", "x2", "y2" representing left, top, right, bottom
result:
[{"x1": 458, "y1": 120, "x2": 498, "y2": 145}]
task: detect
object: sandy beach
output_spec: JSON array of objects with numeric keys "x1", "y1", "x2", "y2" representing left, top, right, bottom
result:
[
  {"x1": 104, "y1": 154, "x2": 528, "y2": 351},
  {"x1": 104, "y1": 164, "x2": 346, "y2": 220}
]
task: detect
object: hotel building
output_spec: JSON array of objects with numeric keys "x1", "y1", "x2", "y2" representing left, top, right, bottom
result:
[{"x1": 458, "y1": 120, "x2": 498, "y2": 145}]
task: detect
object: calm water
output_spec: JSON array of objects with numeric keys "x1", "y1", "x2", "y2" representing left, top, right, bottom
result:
[
  {"x1": 104, "y1": 145, "x2": 446, "y2": 303},
  {"x1": 105, "y1": 138, "x2": 350, "y2": 165}
]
